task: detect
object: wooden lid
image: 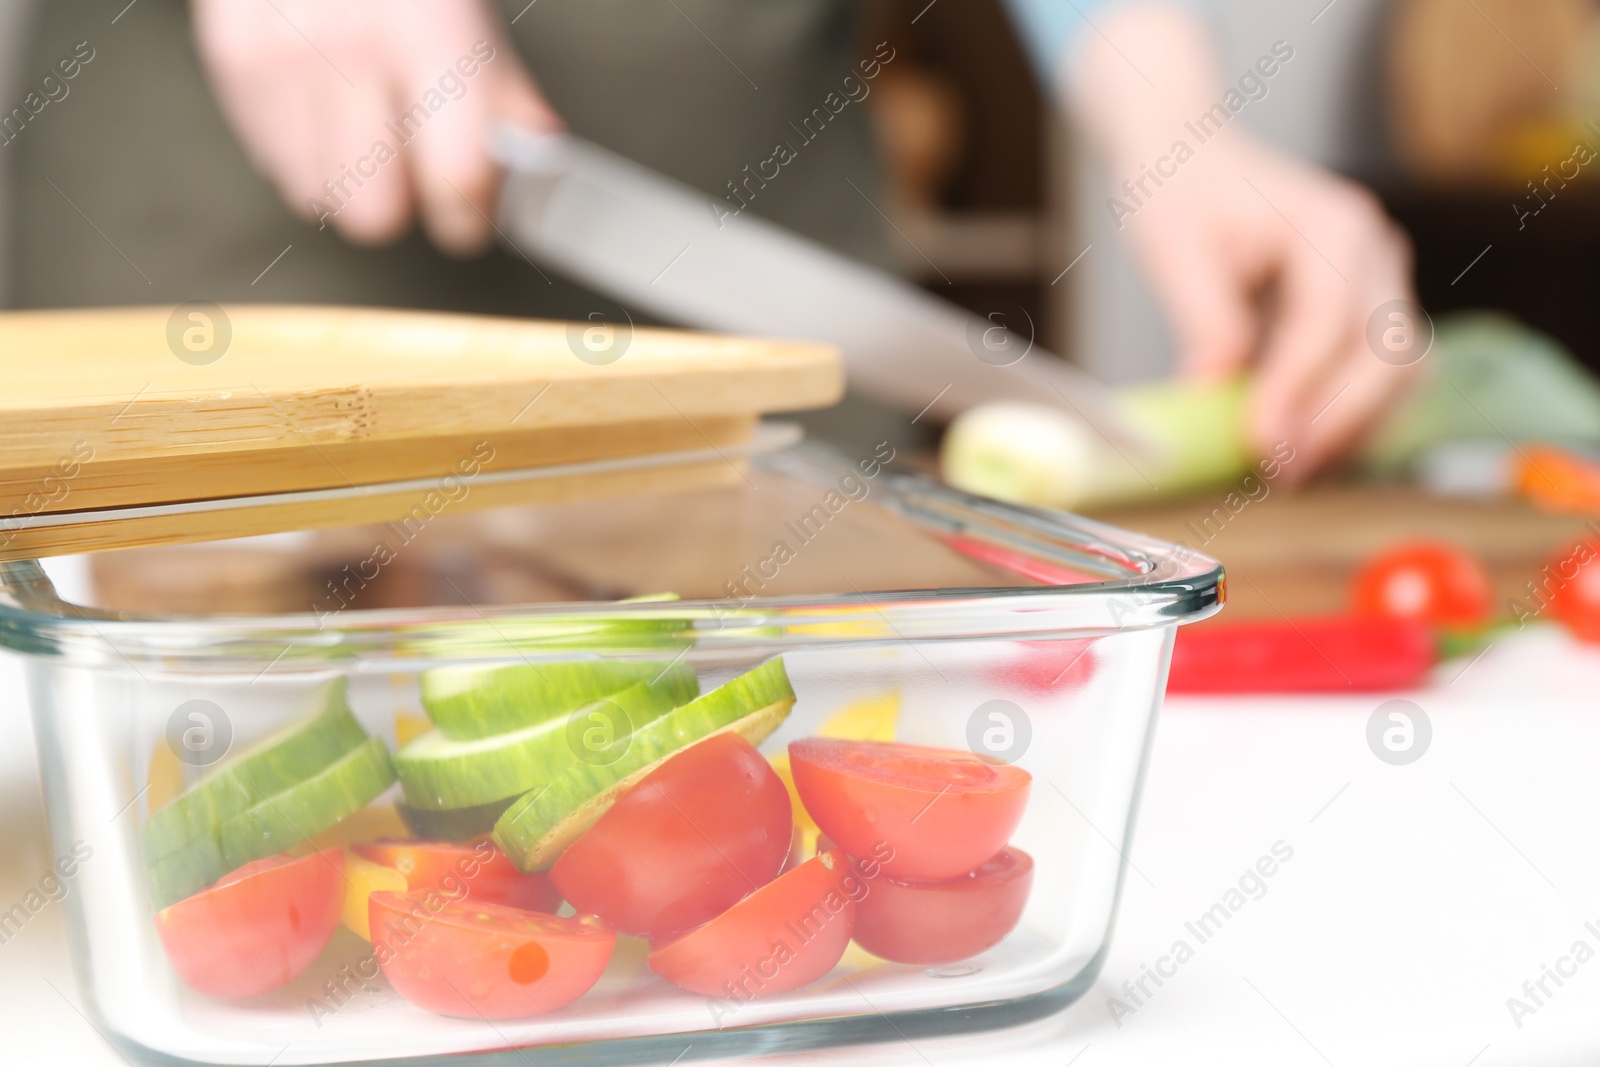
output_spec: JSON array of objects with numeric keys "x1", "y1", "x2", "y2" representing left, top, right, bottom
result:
[{"x1": 0, "y1": 305, "x2": 842, "y2": 559}]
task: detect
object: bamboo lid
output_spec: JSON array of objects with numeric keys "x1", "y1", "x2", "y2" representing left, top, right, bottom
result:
[{"x1": 0, "y1": 305, "x2": 842, "y2": 560}]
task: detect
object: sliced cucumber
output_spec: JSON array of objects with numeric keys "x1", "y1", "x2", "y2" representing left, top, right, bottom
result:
[
  {"x1": 147, "y1": 737, "x2": 396, "y2": 909},
  {"x1": 494, "y1": 658, "x2": 794, "y2": 872},
  {"x1": 409, "y1": 597, "x2": 689, "y2": 661},
  {"x1": 142, "y1": 682, "x2": 367, "y2": 864},
  {"x1": 218, "y1": 737, "x2": 395, "y2": 868},
  {"x1": 396, "y1": 798, "x2": 512, "y2": 841},
  {"x1": 145, "y1": 838, "x2": 226, "y2": 915},
  {"x1": 395, "y1": 670, "x2": 692, "y2": 811},
  {"x1": 422, "y1": 659, "x2": 697, "y2": 741}
]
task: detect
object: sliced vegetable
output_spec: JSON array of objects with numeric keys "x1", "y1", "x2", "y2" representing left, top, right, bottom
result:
[
  {"x1": 1547, "y1": 537, "x2": 1600, "y2": 642},
  {"x1": 342, "y1": 848, "x2": 407, "y2": 941},
  {"x1": 147, "y1": 737, "x2": 396, "y2": 909},
  {"x1": 402, "y1": 599, "x2": 688, "y2": 662},
  {"x1": 773, "y1": 692, "x2": 902, "y2": 856},
  {"x1": 370, "y1": 891, "x2": 615, "y2": 1019},
  {"x1": 551, "y1": 733, "x2": 791, "y2": 940},
  {"x1": 353, "y1": 839, "x2": 560, "y2": 913},
  {"x1": 850, "y1": 846, "x2": 1033, "y2": 965},
  {"x1": 941, "y1": 378, "x2": 1252, "y2": 509},
  {"x1": 818, "y1": 692, "x2": 901, "y2": 741},
  {"x1": 648, "y1": 851, "x2": 854, "y2": 997},
  {"x1": 155, "y1": 849, "x2": 344, "y2": 999},
  {"x1": 1516, "y1": 445, "x2": 1600, "y2": 513},
  {"x1": 307, "y1": 802, "x2": 410, "y2": 850},
  {"x1": 145, "y1": 742, "x2": 185, "y2": 817},
  {"x1": 494, "y1": 658, "x2": 795, "y2": 872},
  {"x1": 1362, "y1": 313, "x2": 1600, "y2": 476},
  {"x1": 770, "y1": 754, "x2": 819, "y2": 857},
  {"x1": 395, "y1": 670, "x2": 694, "y2": 811},
  {"x1": 142, "y1": 682, "x2": 366, "y2": 865},
  {"x1": 423, "y1": 660, "x2": 695, "y2": 741},
  {"x1": 397, "y1": 798, "x2": 512, "y2": 841},
  {"x1": 789, "y1": 738, "x2": 1031, "y2": 881},
  {"x1": 394, "y1": 711, "x2": 433, "y2": 749},
  {"x1": 1352, "y1": 540, "x2": 1493, "y2": 629},
  {"x1": 1166, "y1": 616, "x2": 1436, "y2": 693}
]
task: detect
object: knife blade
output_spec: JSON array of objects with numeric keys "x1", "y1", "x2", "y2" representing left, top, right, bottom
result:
[{"x1": 492, "y1": 129, "x2": 1147, "y2": 448}]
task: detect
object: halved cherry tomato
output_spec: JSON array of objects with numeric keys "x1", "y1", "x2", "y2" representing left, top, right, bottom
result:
[
  {"x1": 155, "y1": 849, "x2": 344, "y2": 999},
  {"x1": 551, "y1": 733, "x2": 791, "y2": 941},
  {"x1": 369, "y1": 890, "x2": 615, "y2": 1018},
  {"x1": 1352, "y1": 540, "x2": 1493, "y2": 629},
  {"x1": 352, "y1": 839, "x2": 559, "y2": 913},
  {"x1": 789, "y1": 739, "x2": 1031, "y2": 881},
  {"x1": 851, "y1": 846, "x2": 1033, "y2": 964},
  {"x1": 1547, "y1": 537, "x2": 1600, "y2": 642},
  {"x1": 648, "y1": 851, "x2": 855, "y2": 998}
]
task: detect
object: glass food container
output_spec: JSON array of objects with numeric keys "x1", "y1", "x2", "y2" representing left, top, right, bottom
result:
[{"x1": 1, "y1": 441, "x2": 1221, "y2": 1067}]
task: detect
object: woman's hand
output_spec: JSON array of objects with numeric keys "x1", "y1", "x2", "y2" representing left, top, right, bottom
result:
[
  {"x1": 1116, "y1": 137, "x2": 1419, "y2": 478},
  {"x1": 191, "y1": 0, "x2": 560, "y2": 254},
  {"x1": 1069, "y1": 3, "x2": 1421, "y2": 479}
]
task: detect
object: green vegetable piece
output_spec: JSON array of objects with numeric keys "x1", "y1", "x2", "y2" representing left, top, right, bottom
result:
[
  {"x1": 407, "y1": 595, "x2": 687, "y2": 662},
  {"x1": 396, "y1": 798, "x2": 514, "y2": 841},
  {"x1": 494, "y1": 657, "x2": 795, "y2": 872},
  {"x1": 141, "y1": 682, "x2": 367, "y2": 865},
  {"x1": 422, "y1": 660, "x2": 692, "y2": 741},
  {"x1": 395, "y1": 663, "x2": 697, "y2": 811},
  {"x1": 1363, "y1": 313, "x2": 1600, "y2": 475},
  {"x1": 147, "y1": 737, "x2": 396, "y2": 909},
  {"x1": 942, "y1": 377, "x2": 1252, "y2": 510}
]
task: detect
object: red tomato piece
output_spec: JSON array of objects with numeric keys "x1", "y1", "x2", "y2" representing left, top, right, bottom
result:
[
  {"x1": 648, "y1": 851, "x2": 856, "y2": 998},
  {"x1": 352, "y1": 839, "x2": 560, "y2": 913},
  {"x1": 369, "y1": 890, "x2": 615, "y2": 1019},
  {"x1": 788, "y1": 739, "x2": 1031, "y2": 881},
  {"x1": 551, "y1": 733, "x2": 791, "y2": 941},
  {"x1": 851, "y1": 846, "x2": 1033, "y2": 965},
  {"x1": 155, "y1": 849, "x2": 344, "y2": 1000},
  {"x1": 1167, "y1": 616, "x2": 1436, "y2": 693},
  {"x1": 1352, "y1": 540, "x2": 1493, "y2": 629},
  {"x1": 1547, "y1": 537, "x2": 1600, "y2": 642}
]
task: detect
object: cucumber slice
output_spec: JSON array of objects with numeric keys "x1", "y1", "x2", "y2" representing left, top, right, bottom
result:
[
  {"x1": 422, "y1": 659, "x2": 697, "y2": 741},
  {"x1": 396, "y1": 798, "x2": 513, "y2": 841},
  {"x1": 145, "y1": 838, "x2": 226, "y2": 914},
  {"x1": 142, "y1": 682, "x2": 367, "y2": 864},
  {"x1": 395, "y1": 668, "x2": 694, "y2": 811},
  {"x1": 494, "y1": 658, "x2": 795, "y2": 872},
  {"x1": 147, "y1": 737, "x2": 396, "y2": 909},
  {"x1": 218, "y1": 737, "x2": 395, "y2": 868},
  {"x1": 409, "y1": 597, "x2": 689, "y2": 661}
]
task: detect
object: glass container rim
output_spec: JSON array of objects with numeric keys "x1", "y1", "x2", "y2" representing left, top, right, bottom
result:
[{"x1": 0, "y1": 444, "x2": 1224, "y2": 668}]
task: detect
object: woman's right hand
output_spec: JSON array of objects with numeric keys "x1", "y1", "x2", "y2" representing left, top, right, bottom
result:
[{"x1": 191, "y1": 0, "x2": 561, "y2": 254}]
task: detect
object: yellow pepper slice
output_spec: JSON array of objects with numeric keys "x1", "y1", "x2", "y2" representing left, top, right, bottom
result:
[{"x1": 340, "y1": 848, "x2": 406, "y2": 941}]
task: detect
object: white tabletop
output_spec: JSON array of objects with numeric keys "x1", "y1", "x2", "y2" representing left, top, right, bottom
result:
[{"x1": 4, "y1": 612, "x2": 1598, "y2": 1066}]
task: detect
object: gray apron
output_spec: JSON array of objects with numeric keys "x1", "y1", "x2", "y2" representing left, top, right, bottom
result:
[{"x1": 5, "y1": 0, "x2": 892, "y2": 315}]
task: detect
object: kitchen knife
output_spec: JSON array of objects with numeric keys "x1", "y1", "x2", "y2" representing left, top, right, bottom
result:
[{"x1": 492, "y1": 129, "x2": 1147, "y2": 447}]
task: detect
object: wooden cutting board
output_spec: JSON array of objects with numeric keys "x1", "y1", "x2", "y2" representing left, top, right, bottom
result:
[
  {"x1": 1094, "y1": 486, "x2": 1597, "y2": 619},
  {"x1": 0, "y1": 305, "x2": 842, "y2": 560}
]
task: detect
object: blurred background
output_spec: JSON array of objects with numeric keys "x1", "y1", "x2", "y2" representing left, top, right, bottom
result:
[{"x1": 5, "y1": 5, "x2": 1600, "y2": 1064}]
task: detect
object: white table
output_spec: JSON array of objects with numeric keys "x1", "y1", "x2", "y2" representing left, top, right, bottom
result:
[{"x1": 4, "y1": 591, "x2": 1598, "y2": 1065}]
